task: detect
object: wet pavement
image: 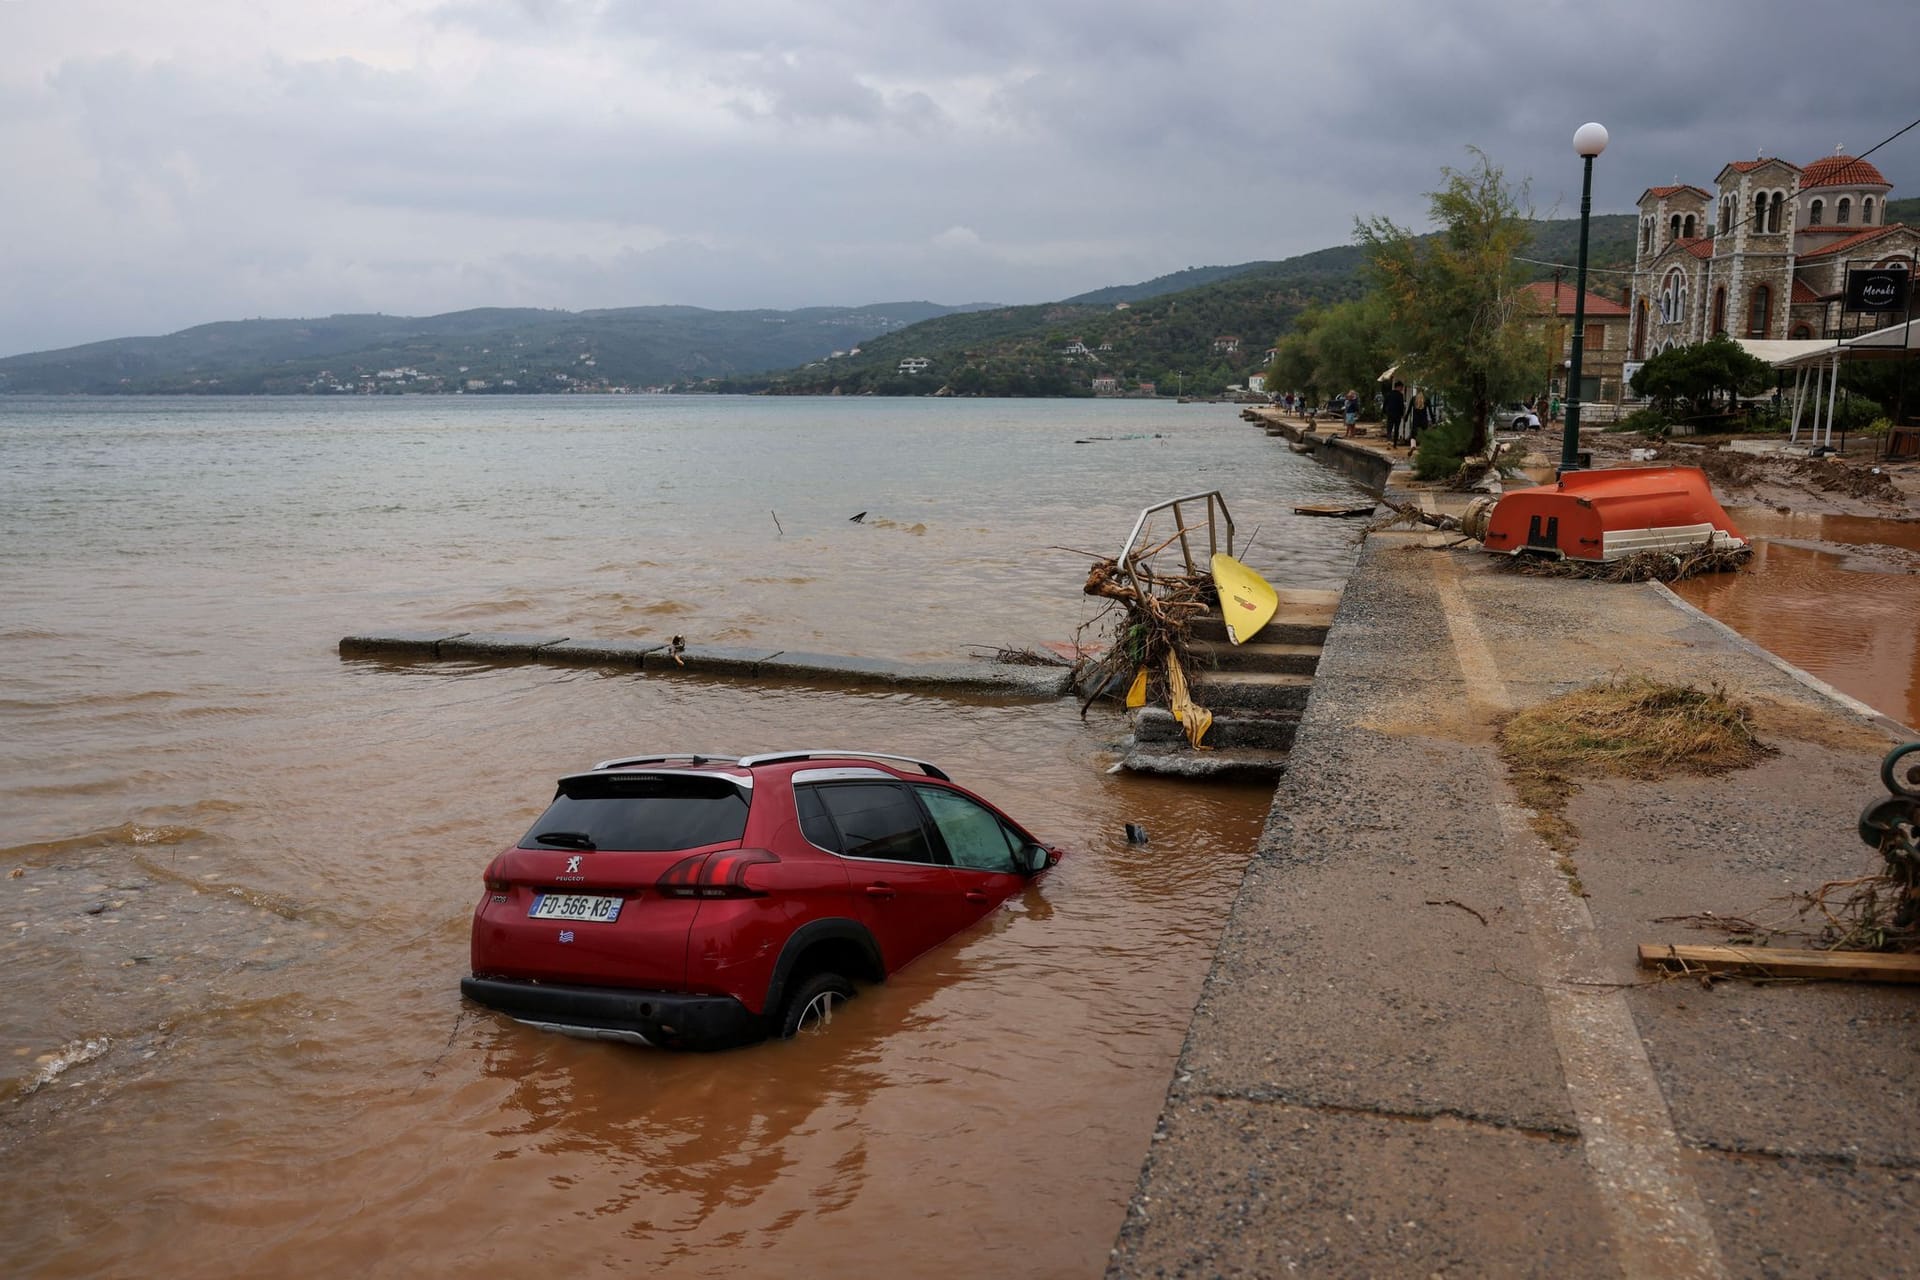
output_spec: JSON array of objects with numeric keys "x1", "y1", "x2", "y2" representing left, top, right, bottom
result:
[{"x1": 1110, "y1": 532, "x2": 1918, "y2": 1277}]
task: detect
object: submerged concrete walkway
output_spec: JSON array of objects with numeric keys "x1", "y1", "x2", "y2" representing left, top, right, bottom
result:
[
  {"x1": 337, "y1": 630, "x2": 1073, "y2": 698},
  {"x1": 1109, "y1": 530, "x2": 1917, "y2": 1277}
]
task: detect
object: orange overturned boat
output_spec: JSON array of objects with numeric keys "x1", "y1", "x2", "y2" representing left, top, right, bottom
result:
[{"x1": 1476, "y1": 466, "x2": 1747, "y2": 563}]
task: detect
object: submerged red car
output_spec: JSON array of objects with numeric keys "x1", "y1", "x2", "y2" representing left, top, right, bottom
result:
[{"x1": 461, "y1": 750, "x2": 1060, "y2": 1050}]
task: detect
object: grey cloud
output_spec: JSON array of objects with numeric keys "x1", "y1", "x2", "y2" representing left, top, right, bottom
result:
[{"x1": 4, "y1": 0, "x2": 1918, "y2": 355}]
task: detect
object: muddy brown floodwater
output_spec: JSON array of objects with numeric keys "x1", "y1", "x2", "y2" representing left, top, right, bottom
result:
[
  {"x1": 1670, "y1": 507, "x2": 1920, "y2": 728},
  {"x1": 2, "y1": 398, "x2": 1362, "y2": 1278},
  {"x1": 1, "y1": 670, "x2": 1276, "y2": 1278}
]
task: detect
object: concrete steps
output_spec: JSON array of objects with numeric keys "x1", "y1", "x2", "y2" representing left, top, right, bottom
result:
[
  {"x1": 1118, "y1": 591, "x2": 1337, "y2": 779},
  {"x1": 1188, "y1": 639, "x2": 1322, "y2": 675}
]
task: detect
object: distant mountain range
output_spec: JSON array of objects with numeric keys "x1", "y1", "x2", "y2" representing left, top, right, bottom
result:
[
  {"x1": 0, "y1": 302, "x2": 997, "y2": 396},
  {"x1": 9, "y1": 199, "x2": 1908, "y2": 399}
]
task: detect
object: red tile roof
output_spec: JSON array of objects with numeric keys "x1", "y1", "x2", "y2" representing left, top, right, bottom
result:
[
  {"x1": 1797, "y1": 223, "x2": 1905, "y2": 259},
  {"x1": 1800, "y1": 154, "x2": 1889, "y2": 189},
  {"x1": 1790, "y1": 278, "x2": 1822, "y2": 305},
  {"x1": 1640, "y1": 184, "x2": 1710, "y2": 202},
  {"x1": 1720, "y1": 157, "x2": 1798, "y2": 175},
  {"x1": 1680, "y1": 237, "x2": 1715, "y2": 260},
  {"x1": 1518, "y1": 280, "x2": 1630, "y2": 318}
]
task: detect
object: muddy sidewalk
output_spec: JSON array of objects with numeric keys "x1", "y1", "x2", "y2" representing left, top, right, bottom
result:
[{"x1": 1108, "y1": 533, "x2": 1917, "y2": 1277}]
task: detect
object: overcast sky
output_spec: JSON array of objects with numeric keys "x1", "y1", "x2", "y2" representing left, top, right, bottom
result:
[{"x1": 2, "y1": 0, "x2": 1916, "y2": 356}]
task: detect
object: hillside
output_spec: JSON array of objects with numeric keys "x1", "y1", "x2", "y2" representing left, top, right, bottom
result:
[
  {"x1": 721, "y1": 216, "x2": 1637, "y2": 397},
  {"x1": 0, "y1": 301, "x2": 993, "y2": 395},
  {"x1": 1, "y1": 210, "x2": 1651, "y2": 398}
]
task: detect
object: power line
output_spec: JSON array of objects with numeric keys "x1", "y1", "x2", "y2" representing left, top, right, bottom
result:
[{"x1": 1514, "y1": 254, "x2": 1634, "y2": 276}]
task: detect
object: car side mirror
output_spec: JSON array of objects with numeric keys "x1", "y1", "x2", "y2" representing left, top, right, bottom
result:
[{"x1": 1015, "y1": 843, "x2": 1053, "y2": 874}]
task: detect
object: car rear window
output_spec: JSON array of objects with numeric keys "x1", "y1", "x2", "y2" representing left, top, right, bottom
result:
[{"x1": 523, "y1": 773, "x2": 750, "y2": 852}]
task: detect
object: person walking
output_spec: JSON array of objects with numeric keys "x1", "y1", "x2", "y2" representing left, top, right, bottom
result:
[
  {"x1": 1407, "y1": 390, "x2": 1430, "y2": 451},
  {"x1": 1383, "y1": 379, "x2": 1407, "y2": 447}
]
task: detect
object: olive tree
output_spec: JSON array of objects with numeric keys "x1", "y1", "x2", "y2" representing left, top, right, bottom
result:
[{"x1": 1265, "y1": 296, "x2": 1394, "y2": 408}]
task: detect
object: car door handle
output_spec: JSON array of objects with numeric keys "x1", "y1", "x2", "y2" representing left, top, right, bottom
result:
[
  {"x1": 864, "y1": 883, "x2": 896, "y2": 899},
  {"x1": 963, "y1": 890, "x2": 990, "y2": 904}
]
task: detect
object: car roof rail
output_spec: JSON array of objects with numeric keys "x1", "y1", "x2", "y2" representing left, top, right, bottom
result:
[
  {"x1": 736, "y1": 750, "x2": 951, "y2": 781},
  {"x1": 591, "y1": 752, "x2": 741, "y2": 771}
]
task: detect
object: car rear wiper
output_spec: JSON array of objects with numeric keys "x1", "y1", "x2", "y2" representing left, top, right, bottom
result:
[{"x1": 533, "y1": 831, "x2": 596, "y2": 850}]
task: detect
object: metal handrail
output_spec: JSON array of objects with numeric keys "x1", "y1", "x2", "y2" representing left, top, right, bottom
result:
[{"x1": 1113, "y1": 490, "x2": 1235, "y2": 601}]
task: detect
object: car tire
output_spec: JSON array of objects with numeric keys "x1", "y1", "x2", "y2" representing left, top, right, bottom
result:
[
  {"x1": 779, "y1": 971, "x2": 855, "y2": 1038},
  {"x1": 1514, "y1": 417, "x2": 1531, "y2": 431}
]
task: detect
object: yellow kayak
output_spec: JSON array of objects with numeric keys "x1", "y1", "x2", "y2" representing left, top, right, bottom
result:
[{"x1": 1210, "y1": 553, "x2": 1278, "y2": 645}]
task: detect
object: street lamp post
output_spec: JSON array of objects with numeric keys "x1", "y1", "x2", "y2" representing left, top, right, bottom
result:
[{"x1": 1562, "y1": 121, "x2": 1609, "y2": 474}]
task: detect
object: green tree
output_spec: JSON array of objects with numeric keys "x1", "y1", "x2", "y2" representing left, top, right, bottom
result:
[
  {"x1": 1307, "y1": 294, "x2": 1395, "y2": 402},
  {"x1": 1629, "y1": 335, "x2": 1771, "y2": 415},
  {"x1": 1268, "y1": 309, "x2": 1323, "y2": 403},
  {"x1": 1357, "y1": 149, "x2": 1550, "y2": 455}
]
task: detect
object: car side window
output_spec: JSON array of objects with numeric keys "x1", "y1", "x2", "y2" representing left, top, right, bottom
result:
[
  {"x1": 915, "y1": 786, "x2": 1020, "y2": 874},
  {"x1": 794, "y1": 785, "x2": 843, "y2": 853},
  {"x1": 808, "y1": 783, "x2": 935, "y2": 865}
]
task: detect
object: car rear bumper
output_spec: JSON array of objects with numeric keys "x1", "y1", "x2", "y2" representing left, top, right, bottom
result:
[{"x1": 460, "y1": 976, "x2": 766, "y2": 1051}]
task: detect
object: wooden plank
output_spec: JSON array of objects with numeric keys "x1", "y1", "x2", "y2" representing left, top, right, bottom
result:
[
  {"x1": 1638, "y1": 943, "x2": 1920, "y2": 984},
  {"x1": 1293, "y1": 502, "x2": 1377, "y2": 518}
]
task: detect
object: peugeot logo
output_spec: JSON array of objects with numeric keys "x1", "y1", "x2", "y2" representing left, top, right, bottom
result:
[{"x1": 565, "y1": 855, "x2": 582, "y2": 874}]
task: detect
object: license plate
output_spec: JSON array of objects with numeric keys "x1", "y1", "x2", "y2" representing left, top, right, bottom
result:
[{"x1": 528, "y1": 893, "x2": 624, "y2": 923}]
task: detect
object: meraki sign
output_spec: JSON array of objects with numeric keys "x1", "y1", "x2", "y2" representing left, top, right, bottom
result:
[{"x1": 1844, "y1": 266, "x2": 1912, "y2": 314}]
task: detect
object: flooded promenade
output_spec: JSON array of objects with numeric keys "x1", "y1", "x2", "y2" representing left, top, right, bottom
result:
[
  {"x1": 6, "y1": 393, "x2": 1917, "y2": 1276},
  {"x1": 1112, "y1": 413, "x2": 1918, "y2": 1276}
]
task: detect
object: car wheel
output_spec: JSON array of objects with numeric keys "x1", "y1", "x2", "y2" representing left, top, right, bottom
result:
[
  {"x1": 1514, "y1": 417, "x2": 1531, "y2": 431},
  {"x1": 779, "y1": 971, "x2": 854, "y2": 1038}
]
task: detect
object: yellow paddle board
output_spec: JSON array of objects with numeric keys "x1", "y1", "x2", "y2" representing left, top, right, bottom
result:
[{"x1": 1210, "y1": 553, "x2": 1278, "y2": 645}]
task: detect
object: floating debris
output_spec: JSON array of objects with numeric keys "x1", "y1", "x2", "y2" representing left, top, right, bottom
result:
[{"x1": 17, "y1": 1036, "x2": 112, "y2": 1098}]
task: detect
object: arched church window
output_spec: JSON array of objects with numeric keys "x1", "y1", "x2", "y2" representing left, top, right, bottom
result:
[
  {"x1": 1864, "y1": 197, "x2": 1875, "y2": 225},
  {"x1": 1642, "y1": 219, "x2": 1652, "y2": 253},
  {"x1": 1768, "y1": 193, "x2": 1784, "y2": 233},
  {"x1": 1746, "y1": 284, "x2": 1771, "y2": 337},
  {"x1": 1721, "y1": 198, "x2": 1732, "y2": 234},
  {"x1": 1712, "y1": 287, "x2": 1726, "y2": 336},
  {"x1": 1683, "y1": 214, "x2": 1696, "y2": 238},
  {"x1": 1838, "y1": 198, "x2": 1852, "y2": 225},
  {"x1": 1670, "y1": 214, "x2": 1682, "y2": 243},
  {"x1": 1790, "y1": 323, "x2": 1811, "y2": 339},
  {"x1": 1810, "y1": 199, "x2": 1824, "y2": 226}
]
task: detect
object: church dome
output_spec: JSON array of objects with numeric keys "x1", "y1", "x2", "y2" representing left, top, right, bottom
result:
[{"x1": 1800, "y1": 154, "x2": 1889, "y2": 189}]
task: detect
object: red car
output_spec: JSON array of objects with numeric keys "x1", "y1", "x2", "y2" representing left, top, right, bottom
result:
[{"x1": 461, "y1": 750, "x2": 1060, "y2": 1049}]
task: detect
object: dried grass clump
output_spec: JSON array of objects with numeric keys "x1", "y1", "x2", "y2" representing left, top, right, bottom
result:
[
  {"x1": 1494, "y1": 543, "x2": 1749, "y2": 583},
  {"x1": 1497, "y1": 678, "x2": 1774, "y2": 868},
  {"x1": 1502, "y1": 678, "x2": 1772, "y2": 781}
]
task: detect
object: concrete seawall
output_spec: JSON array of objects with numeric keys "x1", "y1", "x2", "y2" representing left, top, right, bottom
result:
[
  {"x1": 1106, "y1": 527, "x2": 1916, "y2": 1276},
  {"x1": 1248, "y1": 410, "x2": 1394, "y2": 492},
  {"x1": 337, "y1": 630, "x2": 1075, "y2": 699}
]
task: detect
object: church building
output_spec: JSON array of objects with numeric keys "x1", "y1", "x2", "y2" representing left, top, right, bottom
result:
[{"x1": 1627, "y1": 150, "x2": 1918, "y2": 362}]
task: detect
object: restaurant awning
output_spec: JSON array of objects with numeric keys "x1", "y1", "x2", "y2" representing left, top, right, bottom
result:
[{"x1": 1736, "y1": 321, "x2": 1918, "y2": 447}]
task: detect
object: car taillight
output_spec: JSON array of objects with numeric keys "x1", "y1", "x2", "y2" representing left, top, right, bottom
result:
[
  {"x1": 485, "y1": 878, "x2": 509, "y2": 892},
  {"x1": 656, "y1": 848, "x2": 780, "y2": 898}
]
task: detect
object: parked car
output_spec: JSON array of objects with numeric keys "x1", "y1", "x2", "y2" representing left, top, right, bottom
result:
[
  {"x1": 461, "y1": 750, "x2": 1061, "y2": 1050},
  {"x1": 1503, "y1": 402, "x2": 1543, "y2": 430}
]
